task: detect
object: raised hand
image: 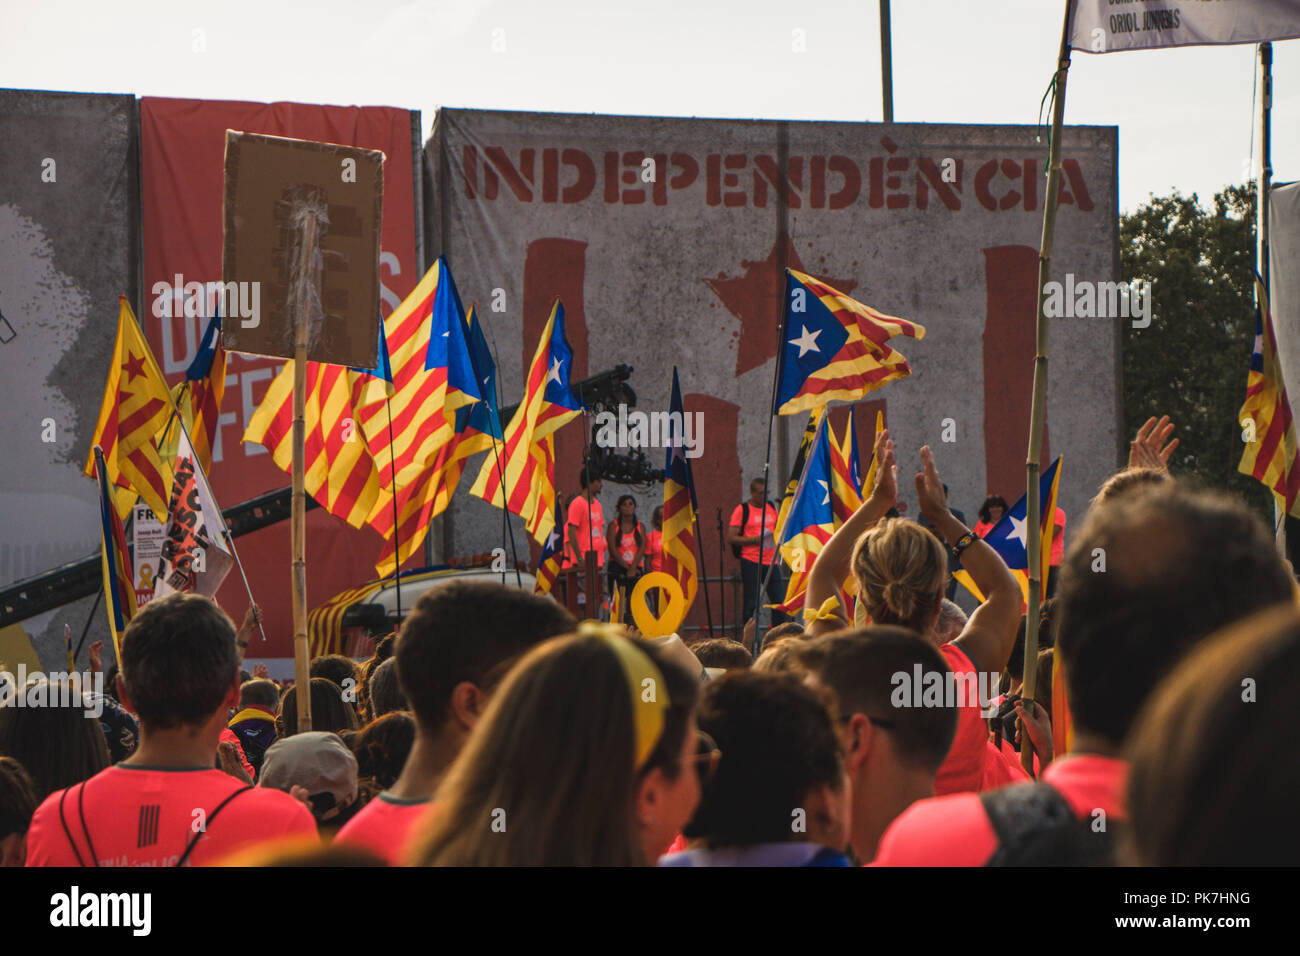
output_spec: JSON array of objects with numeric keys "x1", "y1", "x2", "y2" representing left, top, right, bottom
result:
[
  {"x1": 88, "y1": 640, "x2": 104, "y2": 675},
  {"x1": 253, "y1": 662, "x2": 270, "y2": 680},
  {"x1": 867, "y1": 428, "x2": 898, "y2": 510},
  {"x1": 915, "y1": 445, "x2": 950, "y2": 524},
  {"x1": 1129, "y1": 415, "x2": 1178, "y2": 471}
]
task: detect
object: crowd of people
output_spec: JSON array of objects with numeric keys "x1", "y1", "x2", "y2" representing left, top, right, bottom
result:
[{"x1": 0, "y1": 415, "x2": 1293, "y2": 866}]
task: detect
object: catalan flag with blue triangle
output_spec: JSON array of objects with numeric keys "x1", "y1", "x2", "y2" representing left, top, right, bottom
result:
[
  {"x1": 534, "y1": 514, "x2": 563, "y2": 596},
  {"x1": 829, "y1": 410, "x2": 864, "y2": 526},
  {"x1": 954, "y1": 456, "x2": 1062, "y2": 609},
  {"x1": 774, "y1": 414, "x2": 837, "y2": 613},
  {"x1": 470, "y1": 299, "x2": 583, "y2": 544},
  {"x1": 775, "y1": 269, "x2": 925, "y2": 416},
  {"x1": 171, "y1": 311, "x2": 227, "y2": 474},
  {"x1": 1238, "y1": 274, "x2": 1300, "y2": 516},
  {"x1": 662, "y1": 366, "x2": 699, "y2": 611},
  {"x1": 93, "y1": 445, "x2": 135, "y2": 664},
  {"x1": 358, "y1": 258, "x2": 484, "y2": 575}
]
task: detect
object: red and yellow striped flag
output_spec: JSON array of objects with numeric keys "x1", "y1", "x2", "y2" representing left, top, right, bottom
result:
[
  {"x1": 355, "y1": 261, "x2": 481, "y2": 575},
  {"x1": 84, "y1": 297, "x2": 179, "y2": 522},
  {"x1": 470, "y1": 299, "x2": 582, "y2": 544},
  {"x1": 172, "y1": 313, "x2": 226, "y2": 474},
  {"x1": 1238, "y1": 275, "x2": 1300, "y2": 515},
  {"x1": 242, "y1": 362, "x2": 383, "y2": 529},
  {"x1": 662, "y1": 367, "x2": 699, "y2": 612}
]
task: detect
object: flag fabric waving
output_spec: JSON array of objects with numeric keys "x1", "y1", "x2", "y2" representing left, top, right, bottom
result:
[
  {"x1": 93, "y1": 445, "x2": 135, "y2": 664},
  {"x1": 470, "y1": 299, "x2": 582, "y2": 544},
  {"x1": 774, "y1": 269, "x2": 925, "y2": 416},
  {"x1": 829, "y1": 410, "x2": 865, "y2": 526},
  {"x1": 775, "y1": 410, "x2": 822, "y2": 544},
  {"x1": 173, "y1": 312, "x2": 227, "y2": 475},
  {"x1": 242, "y1": 361, "x2": 384, "y2": 529},
  {"x1": 954, "y1": 456, "x2": 1063, "y2": 609},
  {"x1": 662, "y1": 367, "x2": 699, "y2": 611},
  {"x1": 774, "y1": 415, "x2": 837, "y2": 614},
  {"x1": 1238, "y1": 275, "x2": 1300, "y2": 517},
  {"x1": 861, "y1": 409, "x2": 884, "y2": 496},
  {"x1": 356, "y1": 260, "x2": 483, "y2": 575},
  {"x1": 534, "y1": 518, "x2": 563, "y2": 596},
  {"x1": 153, "y1": 428, "x2": 234, "y2": 600},
  {"x1": 85, "y1": 297, "x2": 181, "y2": 521}
]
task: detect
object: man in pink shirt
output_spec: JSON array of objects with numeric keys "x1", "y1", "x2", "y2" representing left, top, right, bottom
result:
[
  {"x1": 335, "y1": 581, "x2": 576, "y2": 864},
  {"x1": 728, "y1": 477, "x2": 785, "y2": 629},
  {"x1": 872, "y1": 483, "x2": 1294, "y2": 865}
]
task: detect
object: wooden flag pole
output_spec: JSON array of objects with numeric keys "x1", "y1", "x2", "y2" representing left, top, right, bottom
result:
[
  {"x1": 1258, "y1": 42, "x2": 1285, "y2": 557},
  {"x1": 289, "y1": 197, "x2": 324, "y2": 734},
  {"x1": 1020, "y1": 0, "x2": 1074, "y2": 776}
]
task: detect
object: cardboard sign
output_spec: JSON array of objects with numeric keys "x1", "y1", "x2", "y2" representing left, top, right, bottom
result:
[{"x1": 221, "y1": 130, "x2": 384, "y2": 367}]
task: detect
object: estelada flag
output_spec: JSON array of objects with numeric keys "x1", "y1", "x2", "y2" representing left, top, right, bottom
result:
[
  {"x1": 662, "y1": 366, "x2": 699, "y2": 611},
  {"x1": 92, "y1": 445, "x2": 135, "y2": 663},
  {"x1": 774, "y1": 410, "x2": 821, "y2": 543},
  {"x1": 774, "y1": 415, "x2": 836, "y2": 614},
  {"x1": 359, "y1": 259, "x2": 484, "y2": 575},
  {"x1": 172, "y1": 312, "x2": 227, "y2": 475},
  {"x1": 470, "y1": 299, "x2": 583, "y2": 544},
  {"x1": 153, "y1": 428, "x2": 233, "y2": 600},
  {"x1": 774, "y1": 270, "x2": 924, "y2": 416},
  {"x1": 85, "y1": 297, "x2": 181, "y2": 521},
  {"x1": 534, "y1": 518, "x2": 563, "y2": 597},
  {"x1": 829, "y1": 410, "x2": 865, "y2": 526},
  {"x1": 954, "y1": 456, "x2": 1062, "y2": 610},
  {"x1": 1237, "y1": 274, "x2": 1300, "y2": 517}
]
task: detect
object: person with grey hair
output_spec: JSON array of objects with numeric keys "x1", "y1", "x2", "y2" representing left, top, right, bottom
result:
[
  {"x1": 933, "y1": 599, "x2": 968, "y2": 646},
  {"x1": 368, "y1": 658, "x2": 407, "y2": 717}
]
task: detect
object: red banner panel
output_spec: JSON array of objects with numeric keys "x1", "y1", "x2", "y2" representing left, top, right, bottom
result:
[{"x1": 141, "y1": 97, "x2": 419, "y2": 667}]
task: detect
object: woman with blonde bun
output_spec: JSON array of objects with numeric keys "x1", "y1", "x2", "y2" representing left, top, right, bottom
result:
[{"x1": 804, "y1": 430, "x2": 1022, "y2": 795}]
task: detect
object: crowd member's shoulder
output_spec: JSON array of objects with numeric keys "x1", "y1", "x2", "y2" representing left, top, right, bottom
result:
[{"x1": 869, "y1": 791, "x2": 997, "y2": 867}]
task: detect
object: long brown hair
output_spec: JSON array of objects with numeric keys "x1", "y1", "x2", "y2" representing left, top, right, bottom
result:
[
  {"x1": 1124, "y1": 602, "x2": 1300, "y2": 866},
  {"x1": 851, "y1": 518, "x2": 947, "y2": 635},
  {"x1": 411, "y1": 631, "x2": 697, "y2": 866}
]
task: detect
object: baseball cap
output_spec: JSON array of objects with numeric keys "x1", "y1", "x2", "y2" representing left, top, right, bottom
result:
[{"x1": 259, "y1": 731, "x2": 358, "y2": 820}]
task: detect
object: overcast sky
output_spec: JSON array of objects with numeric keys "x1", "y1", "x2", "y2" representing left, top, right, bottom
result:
[{"x1": 4, "y1": 0, "x2": 1299, "y2": 213}]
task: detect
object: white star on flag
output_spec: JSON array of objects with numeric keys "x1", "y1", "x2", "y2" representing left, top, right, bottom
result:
[
  {"x1": 1005, "y1": 515, "x2": 1028, "y2": 548},
  {"x1": 818, "y1": 479, "x2": 829, "y2": 505},
  {"x1": 790, "y1": 325, "x2": 822, "y2": 358},
  {"x1": 545, "y1": 529, "x2": 559, "y2": 551},
  {"x1": 546, "y1": 357, "x2": 564, "y2": 386}
]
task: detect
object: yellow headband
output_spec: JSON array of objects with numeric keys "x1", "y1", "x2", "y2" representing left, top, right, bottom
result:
[{"x1": 588, "y1": 627, "x2": 669, "y2": 771}]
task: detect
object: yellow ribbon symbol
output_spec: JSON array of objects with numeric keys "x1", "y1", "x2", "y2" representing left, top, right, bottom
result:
[
  {"x1": 630, "y1": 572, "x2": 687, "y2": 637},
  {"x1": 138, "y1": 564, "x2": 154, "y2": 591}
]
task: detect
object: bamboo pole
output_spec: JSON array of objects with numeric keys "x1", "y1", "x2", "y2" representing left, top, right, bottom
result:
[
  {"x1": 1020, "y1": 0, "x2": 1074, "y2": 776},
  {"x1": 290, "y1": 200, "x2": 322, "y2": 734},
  {"x1": 1257, "y1": 43, "x2": 1285, "y2": 558}
]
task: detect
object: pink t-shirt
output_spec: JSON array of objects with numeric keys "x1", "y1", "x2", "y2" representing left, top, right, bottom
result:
[
  {"x1": 565, "y1": 495, "x2": 606, "y2": 569},
  {"x1": 1050, "y1": 508, "x2": 1066, "y2": 566},
  {"x1": 335, "y1": 793, "x2": 432, "y2": 865},
  {"x1": 870, "y1": 754, "x2": 1128, "y2": 866},
  {"x1": 729, "y1": 502, "x2": 778, "y2": 564},
  {"x1": 26, "y1": 765, "x2": 316, "y2": 867},
  {"x1": 645, "y1": 529, "x2": 664, "y2": 572},
  {"x1": 933, "y1": 643, "x2": 989, "y2": 796}
]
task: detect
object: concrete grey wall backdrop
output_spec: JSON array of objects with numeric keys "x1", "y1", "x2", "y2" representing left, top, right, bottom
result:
[
  {"x1": 0, "y1": 89, "x2": 138, "y2": 669},
  {"x1": 426, "y1": 110, "x2": 1122, "y2": 628}
]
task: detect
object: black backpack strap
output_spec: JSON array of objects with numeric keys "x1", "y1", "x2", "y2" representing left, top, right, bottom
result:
[
  {"x1": 56, "y1": 785, "x2": 88, "y2": 867},
  {"x1": 176, "y1": 785, "x2": 254, "y2": 867}
]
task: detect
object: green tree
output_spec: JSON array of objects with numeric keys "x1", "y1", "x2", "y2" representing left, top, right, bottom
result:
[{"x1": 1121, "y1": 182, "x2": 1270, "y2": 518}]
